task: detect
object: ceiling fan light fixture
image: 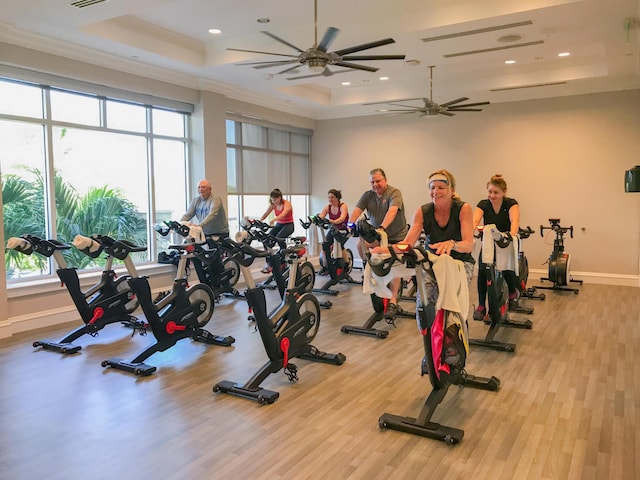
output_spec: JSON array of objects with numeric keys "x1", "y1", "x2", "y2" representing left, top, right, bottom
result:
[{"x1": 307, "y1": 58, "x2": 326, "y2": 73}]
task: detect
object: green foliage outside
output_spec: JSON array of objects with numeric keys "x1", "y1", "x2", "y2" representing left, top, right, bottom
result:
[{"x1": 3, "y1": 168, "x2": 147, "y2": 278}]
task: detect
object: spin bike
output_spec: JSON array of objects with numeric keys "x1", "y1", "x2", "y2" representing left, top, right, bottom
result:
[
  {"x1": 378, "y1": 245, "x2": 500, "y2": 444},
  {"x1": 469, "y1": 225, "x2": 533, "y2": 353},
  {"x1": 300, "y1": 215, "x2": 361, "y2": 296},
  {"x1": 102, "y1": 239, "x2": 235, "y2": 376},
  {"x1": 247, "y1": 219, "x2": 332, "y2": 309},
  {"x1": 213, "y1": 237, "x2": 346, "y2": 404},
  {"x1": 157, "y1": 221, "x2": 243, "y2": 302},
  {"x1": 8, "y1": 234, "x2": 146, "y2": 354},
  {"x1": 341, "y1": 220, "x2": 414, "y2": 339},
  {"x1": 517, "y1": 226, "x2": 545, "y2": 301},
  {"x1": 535, "y1": 218, "x2": 583, "y2": 294}
]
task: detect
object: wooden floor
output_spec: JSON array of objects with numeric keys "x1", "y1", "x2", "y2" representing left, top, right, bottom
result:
[{"x1": 1, "y1": 272, "x2": 639, "y2": 480}]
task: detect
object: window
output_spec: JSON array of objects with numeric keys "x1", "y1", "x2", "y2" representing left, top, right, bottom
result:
[
  {"x1": 1, "y1": 76, "x2": 191, "y2": 280},
  {"x1": 226, "y1": 118, "x2": 311, "y2": 238}
]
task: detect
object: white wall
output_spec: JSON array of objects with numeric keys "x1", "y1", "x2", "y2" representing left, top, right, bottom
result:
[{"x1": 311, "y1": 89, "x2": 640, "y2": 281}]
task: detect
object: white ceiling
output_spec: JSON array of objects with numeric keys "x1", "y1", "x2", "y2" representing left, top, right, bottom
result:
[{"x1": 2, "y1": 0, "x2": 640, "y2": 120}]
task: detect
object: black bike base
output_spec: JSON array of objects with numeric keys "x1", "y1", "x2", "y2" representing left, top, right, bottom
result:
[
  {"x1": 468, "y1": 338, "x2": 516, "y2": 352},
  {"x1": 534, "y1": 284, "x2": 580, "y2": 294},
  {"x1": 193, "y1": 329, "x2": 235, "y2": 346},
  {"x1": 535, "y1": 277, "x2": 582, "y2": 294},
  {"x1": 298, "y1": 348, "x2": 346, "y2": 365},
  {"x1": 32, "y1": 340, "x2": 82, "y2": 355},
  {"x1": 484, "y1": 317, "x2": 533, "y2": 329},
  {"x1": 522, "y1": 287, "x2": 545, "y2": 301},
  {"x1": 101, "y1": 358, "x2": 157, "y2": 376},
  {"x1": 463, "y1": 374, "x2": 501, "y2": 391},
  {"x1": 213, "y1": 380, "x2": 280, "y2": 405},
  {"x1": 378, "y1": 414, "x2": 464, "y2": 445},
  {"x1": 319, "y1": 300, "x2": 333, "y2": 309},
  {"x1": 313, "y1": 288, "x2": 340, "y2": 296},
  {"x1": 509, "y1": 304, "x2": 534, "y2": 315},
  {"x1": 341, "y1": 325, "x2": 389, "y2": 339}
]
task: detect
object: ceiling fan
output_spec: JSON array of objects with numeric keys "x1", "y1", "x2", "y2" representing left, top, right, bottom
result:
[
  {"x1": 227, "y1": 0, "x2": 406, "y2": 80},
  {"x1": 364, "y1": 66, "x2": 490, "y2": 117}
]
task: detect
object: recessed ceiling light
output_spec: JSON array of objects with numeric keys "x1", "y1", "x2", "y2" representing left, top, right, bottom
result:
[
  {"x1": 379, "y1": 76, "x2": 389, "y2": 81},
  {"x1": 341, "y1": 81, "x2": 351, "y2": 86},
  {"x1": 208, "y1": 28, "x2": 222, "y2": 34},
  {"x1": 558, "y1": 52, "x2": 570, "y2": 57},
  {"x1": 505, "y1": 60, "x2": 516, "y2": 64},
  {"x1": 257, "y1": 18, "x2": 270, "y2": 23}
]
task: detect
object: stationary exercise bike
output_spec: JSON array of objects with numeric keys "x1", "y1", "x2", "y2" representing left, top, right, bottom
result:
[
  {"x1": 378, "y1": 245, "x2": 500, "y2": 444},
  {"x1": 300, "y1": 215, "x2": 361, "y2": 296},
  {"x1": 246, "y1": 219, "x2": 333, "y2": 309},
  {"x1": 102, "y1": 238, "x2": 235, "y2": 376},
  {"x1": 469, "y1": 225, "x2": 533, "y2": 353},
  {"x1": 517, "y1": 226, "x2": 545, "y2": 301},
  {"x1": 7, "y1": 234, "x2": 147, "y2": 354},
  {"x1": 156, "y1": 221, "x2": 242, "y2": 302},
  {"x1": 340, "y1": 219, "x2": 414, "y2": 339},
  {"x1": 535, "y1": 218, "x2": 583, "y2": 294},
  {"x1": 213, "y1": 237, "x2": 346, "y2": 404}
]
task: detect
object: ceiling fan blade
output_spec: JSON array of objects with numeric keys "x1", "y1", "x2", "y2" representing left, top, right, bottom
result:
[
  {"x1": 445, "y1": 108, "x2": 484, "y2": 112},
  {"x1": 363, "y1": 98, "x2": 421, "y2": 106},
  {"x1": 341, "y1": 55, "x2": 406, "y2": 61},
  {"x1": 333, "y1": 61, "x2": 378, "y2": 72},
  {"x1": 447, "y1": 101, "x2": 491, "y2": 109},
  {"x1": 438, "y1": 111, "x2": 456, "y2": 116},
  {"x1": 439, "y1": 97, "x2": 469, "y2": 108},
  {"x1": 238, "y1": 60, "x2": 299, "y2": 70},
  {"x1": 333, "y1": 38, "x2": 396, "y2": 56},
  {"x1": 287, "y1": 69, "x2": 352, "y2": 80},
  {"x1": 261, "y1": 31, "x2": 306, "y2": 53},
  {"x1": 317, "y1": 27, "x2": 340, "y2": 52},
  {"x1": 386, "y1": 102, "x2": 422, "y2": 109},
  {"x1": 227, "y1": 48, "x2": 299, "y2": 59},
  {"x1": 277, "y1": 64, "x2": 304, "y2": 75}
]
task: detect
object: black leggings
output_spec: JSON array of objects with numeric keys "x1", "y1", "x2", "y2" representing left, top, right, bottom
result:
[
  {"x1": 477, "y1": 264, "x2": 518, "y2": 307},
  {"x1": 270, "y1": 222, "x2": 294, "y2": 239}
]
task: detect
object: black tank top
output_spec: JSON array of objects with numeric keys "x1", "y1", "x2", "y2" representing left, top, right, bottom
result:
[{"x1": 422, "y1": 200, "x2": 474, "y2": 264}]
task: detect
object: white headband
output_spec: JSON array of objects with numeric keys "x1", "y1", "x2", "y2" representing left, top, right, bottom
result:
[{"x1": 428, "y1": 173, "x2": 449, "y2": 186}]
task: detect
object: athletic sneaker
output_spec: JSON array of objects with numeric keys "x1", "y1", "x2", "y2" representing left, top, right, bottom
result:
[
  {"x1": 385, "y1": 302, "x2": 399, "y2": 321},
  {"x1": 261, "y1": 265, "x2": 272, "y2": 274},
  {"x1": 473, "y1": 305, "x2": 486, "y2": 321},
  {"x1": 508, "y1": 292, "x2": 519, "y2": 310}
]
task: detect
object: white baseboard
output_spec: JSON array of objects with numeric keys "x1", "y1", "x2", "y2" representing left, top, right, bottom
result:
[{"x1": 528, "y1": 268, "x2": 639, "y2": 287}]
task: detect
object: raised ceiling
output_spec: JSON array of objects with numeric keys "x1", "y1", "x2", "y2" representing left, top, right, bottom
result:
[{"x1": 1, "y1": 0, "x2": 639, "y2": 120}]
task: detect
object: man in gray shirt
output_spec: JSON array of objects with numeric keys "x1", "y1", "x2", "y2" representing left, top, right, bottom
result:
[
  {"x1": 181, "y1": 179, "x2": 229, "y2": 237},
  {"x1": 350, "y1": 168, "x2": 407, "y2": 320}
]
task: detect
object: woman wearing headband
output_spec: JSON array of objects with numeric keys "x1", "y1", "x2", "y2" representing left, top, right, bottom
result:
[
  {"x1": 472, "y1": 174, "x2": 520, "y2": 320},
  {"x1": 372, "y1": 169, "x2": 475, "y2": 305}
]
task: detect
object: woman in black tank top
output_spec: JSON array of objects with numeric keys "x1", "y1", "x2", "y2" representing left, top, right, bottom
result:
[{"x1": 371, "y1": 169, "x2": 475, "y2": 306}]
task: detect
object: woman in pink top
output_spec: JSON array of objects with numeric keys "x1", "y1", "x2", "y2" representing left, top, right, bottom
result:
[
  {"x1": 317, "y1": 189, "x2": 350, "y2": 270},
  {"x1": 260, "y1": 188, "x2": 294, "y2": 239}
]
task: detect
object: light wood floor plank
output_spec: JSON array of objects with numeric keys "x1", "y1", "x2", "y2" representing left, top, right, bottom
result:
[{"x1": 1, "y1": 279, "x2": 639, "y2": 479}]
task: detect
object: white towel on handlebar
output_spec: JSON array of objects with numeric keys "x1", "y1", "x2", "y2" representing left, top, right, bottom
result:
[
  {"x1": 6, "y1": 237, "x2": 29, "y2": 251},
  {"x1": 480, "y1": 224, "x2": 519, "y2": 274},
  {"x1": 73, "y1": 235, "x2": 101, "y2": 253},
  {"x1": 180, "y1": 222, "x2": 206, "y2": 244}
]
